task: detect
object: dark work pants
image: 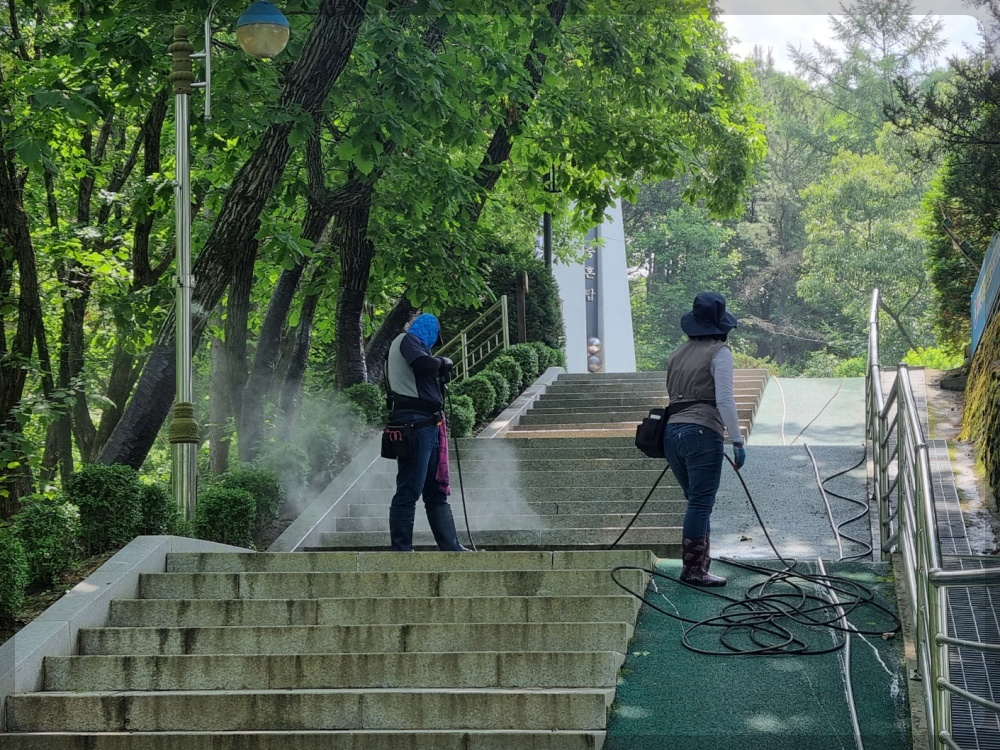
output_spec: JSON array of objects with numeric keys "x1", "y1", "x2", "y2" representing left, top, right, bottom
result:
[{"x1": 664, "y1": 422, "x2": 724, "y2": 539}]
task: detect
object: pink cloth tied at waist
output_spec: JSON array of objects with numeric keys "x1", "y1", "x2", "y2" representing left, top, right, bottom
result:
[{"x1": 435, "y1": 414, "x2": 450, "y2": 494}]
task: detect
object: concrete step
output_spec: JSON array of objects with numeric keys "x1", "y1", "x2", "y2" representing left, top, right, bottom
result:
[
  {"x1": 358, "y1": 469, "x2": 680, "y2": 489},
  {"x1": 516, "y1": 407, "x2": 755, "y2": 426},
  {"x1": 137, "y1": 569, "x2": 650, "y2": 600},
  {"x1": 409, "y1": 458, "x2": 671, "y2": 472},
  {"x1": 108, "y1": 594, "x2": 642, "y2": 628},
  {"x1": 334, "y1": 512, "x2": 683, "y2": 532},
  {"x1": 165, "y1": 549, "x2": 655, "y2": 574},
  {"x1": 45, "y1": 651, "x2": 626, "y2": 691},
  {"x1": 313, "y1": 529, "x2": 680, "y2": 556},
  {"x1": 535, "y1": 388, "x2": 763, "y2": 402},
  {"x1": 354, "y1": 486, "x2": 684, "y2": 504},
  {"x1": 533, "y1": 393, "x2": 761, "y2": 406},
  {"x1": 555, "y1": 369, "x2": 769, "y2": 382},
  {"x1": 444, "y1": 445, "x2": 661, "y2": 459},
  {"x1": 527, "y1": 402, "x2": 758, "y2": 416},
  {"x1": 1, "y1": 730, "x2": 608, "y2": 750},
  {"x1": 78, "y1": 622, "x2": 634, "y2": 657},
  {"x1": 7, "y1": 687, "x2": 615, "y2": 732},
  {"x1": 456, "y1": 437, "x2": 638, "y2": 449},
  {"x1": 344, "y1": 500, "x2": 684, "y2": 517}
]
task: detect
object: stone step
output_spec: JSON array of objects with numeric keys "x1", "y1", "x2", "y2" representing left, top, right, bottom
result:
[
  {"x1": 45, "y1": 651, "x2": 626, "y2": 691},
  {"x1": 457, "y1": 437, "x2": 637, "y2": 449},
  {"x1": 556, "y1": 369, "x2": 769, "y2": 382},
  {"x1": 410, "y1": 458, "x2": 670, "y2": 472},
  {"x1": 345, "y1": 500, "x2": 684, "y2": 517},
  {"x1": 313, "y1": 529, "x2": 680, "y2": 556},
  {"x1": 443, "y1": 446, "x2": 660, "y2": 459},
  {"x1": 354, "y1": 486, "x2": 683, "y2": 504},
  {"x1": 506, "y1": 426, "x2": 750, "y2": 441},
  {"x1": 78, "y1": 623, "x2": 633, "y2": 657},
  {"x1": 334, "y1": 513, "x2": 682, "y2": 532},
  {"x1": 0, "y1": 729, "x2": 609, "y2": 750},
  {"x1": 516, "y1": 407, "x2": 755, "y2": 426},
  {"x1": 108, "y1": 595, "x2": 641, "y2": 628},
  {"x1": 536, "y1": 387, "x2": 763, "y2": 401},
  {"x1": 527, "y1": 402, "x2": 758, "y2": 416},
  {"x1": 165, "y1": 549, "x2": 655, "y2": 574},
  {"x1": 7, "y1": 687, "x2": 615, "y2": 732},
  {"x1": 137, "y1": 569, "x2": 649, "y2": 600},
  {"x1": 358, "y1": 469, "x2": 679, "y2": 489}
]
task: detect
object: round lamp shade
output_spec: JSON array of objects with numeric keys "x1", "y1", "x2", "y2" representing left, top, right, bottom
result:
[{"x1": 236, "y1": 1, "x2": 290, "y2": 59}]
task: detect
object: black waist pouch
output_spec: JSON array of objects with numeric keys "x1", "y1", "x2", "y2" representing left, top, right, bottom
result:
[
  {"x1": 635, "y1": 407, "x2": 666, "y2": 458},
  {"x1": 380, "y1": 414, "x2": 438, "y2": 460}
]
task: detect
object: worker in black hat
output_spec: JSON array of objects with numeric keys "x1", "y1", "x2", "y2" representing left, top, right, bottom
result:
[{"x1": 664, "y1": 292, "x2": 746, "y2": 586}]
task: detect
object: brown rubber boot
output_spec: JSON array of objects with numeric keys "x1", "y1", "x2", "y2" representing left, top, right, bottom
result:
[{"x1": 680, "y1": 537, "x2": 727, "y2": 587}]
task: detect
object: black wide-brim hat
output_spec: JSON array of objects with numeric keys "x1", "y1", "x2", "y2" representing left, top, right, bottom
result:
[{"x1": 680, "y1": 292, "x2": 738, "y2": 336}]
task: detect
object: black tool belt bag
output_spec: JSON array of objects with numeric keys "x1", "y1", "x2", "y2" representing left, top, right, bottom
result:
[{"x1": 380, "y1": 414, "x2": 439, "y2": 460}]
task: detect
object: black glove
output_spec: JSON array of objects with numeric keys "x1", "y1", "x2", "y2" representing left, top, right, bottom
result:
[{"x1": 437, "y1": 356, "x2": 454, "y2": 383}]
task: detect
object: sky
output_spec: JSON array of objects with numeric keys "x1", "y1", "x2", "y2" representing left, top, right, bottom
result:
[{"x1": 720, "y1": 11, "x2": 984, "y2": 73}]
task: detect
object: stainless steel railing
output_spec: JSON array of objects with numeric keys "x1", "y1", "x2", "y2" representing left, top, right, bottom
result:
[
  {"x1": 437, "y1": 295, "x2": 510, "y2": 382},
  {"x1": 866, "y1": 288, "x2": 1000, "y2": 750}
]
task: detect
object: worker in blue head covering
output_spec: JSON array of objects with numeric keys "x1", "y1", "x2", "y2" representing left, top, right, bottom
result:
[{"x1": 384, "y1": 313, "x2": 469, "y2": 551}]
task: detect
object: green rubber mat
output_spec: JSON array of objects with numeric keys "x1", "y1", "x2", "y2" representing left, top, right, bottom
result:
[{"x1": 606, "y1": 558, "x2": 910, "y2": 750}]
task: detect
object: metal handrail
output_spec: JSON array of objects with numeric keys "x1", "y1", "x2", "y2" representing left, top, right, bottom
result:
[
  {"x1": 437, "y1": 296, "x2": 510, "y2": 381},
  {"x1": 866, "y1": 288, "x2": 1000, "y2": 750}
]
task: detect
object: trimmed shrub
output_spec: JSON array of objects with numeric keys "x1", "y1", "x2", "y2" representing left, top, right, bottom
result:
[
  {"x1": 480, "y1": 369, "x2": 510, "y2": 412},
  {"x1": 65, "y1": 463, "x2": 144, "y2": 555},
  {"x1": 491, "y1": 355, "x2": 523, "y2": 396},
  {"x1": 344, "y1": 383, "x2": 387, "y2": 424},
  {"x1": 450, "y1": 375, "x2": 496, "y2": 421},
  {"x1": 0, "y1": 527, "x2": 28, "y2": 623},
  {"x1": 12, "y1": 496, "x2": 81, "y2": 587},
  {"x1": 194, "y1": 486, "x2": 257, "y2": 548},
  {"x1": 528, "y1": 341, "x2": 553, "y2": 371},
  {"x1": 446, "y1": 395, "x2": 476, "y2": 438},
  {"x1": 257, "y1": 441, "x2": 310, "y2": 492},
  {"x1": 506, "y1": 344, "x2": 540, "y2": 385},
  {"x1": 216, "y1": 465, "x2": 285, "y2": 529},
  {"x1": 138, "y1": 483, "x2": 181, "y2": 536}
]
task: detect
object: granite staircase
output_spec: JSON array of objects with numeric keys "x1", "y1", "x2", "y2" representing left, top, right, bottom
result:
[{"x1": 4, "y1": 549, "x2": 652, "y2": 749}]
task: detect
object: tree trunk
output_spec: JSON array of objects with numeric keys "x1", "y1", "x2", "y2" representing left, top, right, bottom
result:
[
  {"x1": 224, "y1": 256, "x2": 254, "y2": 442},
  {"x1": 278, "y1": 289, "x2": 321, "y2": 435},
  {"x1": 334, "y1": 195, "x2": 376, "y2": 387},
  {"x1": 208, "y1": 310, "x2": 230, "y2": 476},
  {"x1": 365, "y1": 297, "x2": 417, "y2": 384},
  {"x1": 97, "y1": 0, "x2": 369, "y2": 469}
]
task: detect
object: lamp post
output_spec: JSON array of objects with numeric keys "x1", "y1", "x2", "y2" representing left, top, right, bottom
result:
[{"x1": 167, "y1": 4, "x2": 289, "y2": 521}]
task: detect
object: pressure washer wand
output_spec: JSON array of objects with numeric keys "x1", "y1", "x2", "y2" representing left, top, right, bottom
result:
[{"x1": 443, "y1": 383, "x2": 480, "y2": 551}]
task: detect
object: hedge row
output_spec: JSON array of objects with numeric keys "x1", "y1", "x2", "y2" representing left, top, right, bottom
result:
[{"x1": 0, "y1": 463, "x2": 283, "y2": 627}]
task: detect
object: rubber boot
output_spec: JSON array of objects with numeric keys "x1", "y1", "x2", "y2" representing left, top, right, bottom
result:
[
  {"x1": 389, "y1": 505, "x2": 416, "y2": 551},
  {"x1": 425, "y1": 504, "x2": 469, "y2": 552},
  {"x1": 680, "y1": 537, "x2": 727, "y2": 587}
]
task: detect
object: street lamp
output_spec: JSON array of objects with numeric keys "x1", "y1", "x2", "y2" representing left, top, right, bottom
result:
[{"x1": 167, "y1": 3, "x2": 289, "y2": 521}]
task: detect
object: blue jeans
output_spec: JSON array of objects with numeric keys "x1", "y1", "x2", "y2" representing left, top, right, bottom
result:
[
  {"x1": 664, "y1": 422, "x2": 724, "y2": 539},
  {"x1": 390, "y1": 413, "x2": 449, "y2": 513}
]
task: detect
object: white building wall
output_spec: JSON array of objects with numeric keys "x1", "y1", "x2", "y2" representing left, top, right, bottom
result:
[{"x1": 552, "y1": 199, "x2": 637, "y2": 374}]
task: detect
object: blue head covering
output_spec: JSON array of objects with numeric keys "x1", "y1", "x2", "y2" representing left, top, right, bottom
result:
[{"x1": 408, "y1": 313, "x2": 440, "y2": 350}]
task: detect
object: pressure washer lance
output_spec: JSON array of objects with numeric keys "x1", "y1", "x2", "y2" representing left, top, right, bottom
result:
[
  {"x1": 609, "y1": 453, "x2": 900, "y2": 657},
  {"x1": 442, "y1": 377, "x2": 481, "y2": 552}
]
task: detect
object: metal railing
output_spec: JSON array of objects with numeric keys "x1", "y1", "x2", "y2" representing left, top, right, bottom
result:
[
  {"x1": 866, "y1": 288, "x2": 1000, "y2": 750},
  {"x1": 437, "y1": 296, "x2": 510, "y2": 382}
]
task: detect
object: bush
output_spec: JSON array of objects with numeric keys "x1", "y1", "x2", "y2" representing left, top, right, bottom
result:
[
  {"x1": 902, "y1": 346, "x2": 964, "y2": 371},
  {"x1": 12, "y1": 496, "x2": 81, "y2": 587},
  {"x1": 528, "y1": 341, "x2": 554, "y2": 371},
  {"x1": 450, "y1": 375, "x2": 496, "y2": 420},
  {"x1": 344, "y1": 382, "x2": 387, "y2": 424},
  {"x1": 490, "y1": 355, "x2": 523, "y2": 395},
  {"x1": 65, "y1": 463, "x2": 144, "y2": 555},
  {"x1": 833, "y1": 357, "x2": 867, "y2": 378},
  {"x1": 194, "y1": 486, "x2": 257, "y2": 548},
  {"x1": 446, "y1": 395, "x2": 476, "y2": 438},
  {"x1": 480, "y1": 369, "x2": 511, "y2": 411},
  {"x1": 216, "y1": 465, "x2": 285, "y2": 529},
  {"x1": 257, "y1": 441, "x2": 310, "y2": 492},
  {"x1": 0, "y1": 527, "x2": 28, "y2": 623},
  {"x1": 506, "y1": 343, "x2": 540, "y2": 385},
  {"x1": 138, "y1": 483, "x2": 181, "y2": 536}
]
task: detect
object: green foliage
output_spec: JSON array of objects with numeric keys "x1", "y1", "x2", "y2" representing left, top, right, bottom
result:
[
  {"x1": 12, "y1": 496, "x2": 81, "y2": 587},
  {"x1": 446, "y1": 395, "x2": 476, "y2": 438},
  {"x1": 344, "y1": 383, "x2": 387, "y2": 425},
  {"x1": 257, "y1": 442, "x2": 310, "y2": 494},
  {"x1": 902, "y1": 346, "x2": 963, "y2": 371},
  {"x1": 138, "y1": 483, "x2": 181, "y2": 536},
  {"x1": 65, "y1": 464, "x2": 143, "y2": 555},
  {"x1": 216, "y1": 466, "x2": 285, "y2": 529},
  {"x1": 506, "y1": 344, "x2": 540, "y2": 385},
  {"x1": 194, "y1": 487, "x2": 257, "y2": 549},
  {"x1": 480, "y1": 370, "x2": 511, "y2": 412},
  {"x1": 0, "y1": 528, "x2": 28, "y2": 623},
  {"x1": 833, "y1": 357, "x2": 867, "y2": 378},
  {"x1": 490, "y1": 355, "x2": 523, "y2": 396},
  {"x1": 450, "y1": 375, "x2": 496, "y2": 421}
]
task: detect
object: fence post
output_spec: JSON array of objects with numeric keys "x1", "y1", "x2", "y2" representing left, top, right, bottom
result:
[
  {"x1": 501, "y1": 295, "x2": 510, "y2": 349},
  {"x1": 461, "y1": 332, "x2": 468, "y2": 381}
]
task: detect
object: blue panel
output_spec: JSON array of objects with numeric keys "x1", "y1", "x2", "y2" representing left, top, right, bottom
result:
[
  {"x1": 236, "y1": 1, "x2": 290, "y2": 29},
  {"x1": 971, "y1": 232, "x2": 1000, "y2": 355}
]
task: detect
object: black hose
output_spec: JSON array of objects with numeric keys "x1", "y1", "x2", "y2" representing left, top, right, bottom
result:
[
  {"x1": 609, "y1": 455, "x2": 901, "y2": 657},
  {"x1": 444, "y1": 385, "x2": 480, "y2": 551}
]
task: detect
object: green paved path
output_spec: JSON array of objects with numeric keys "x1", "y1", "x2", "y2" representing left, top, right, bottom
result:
[{"x1": 605, "y1": 559, "x2": 910, "y2": 750}]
